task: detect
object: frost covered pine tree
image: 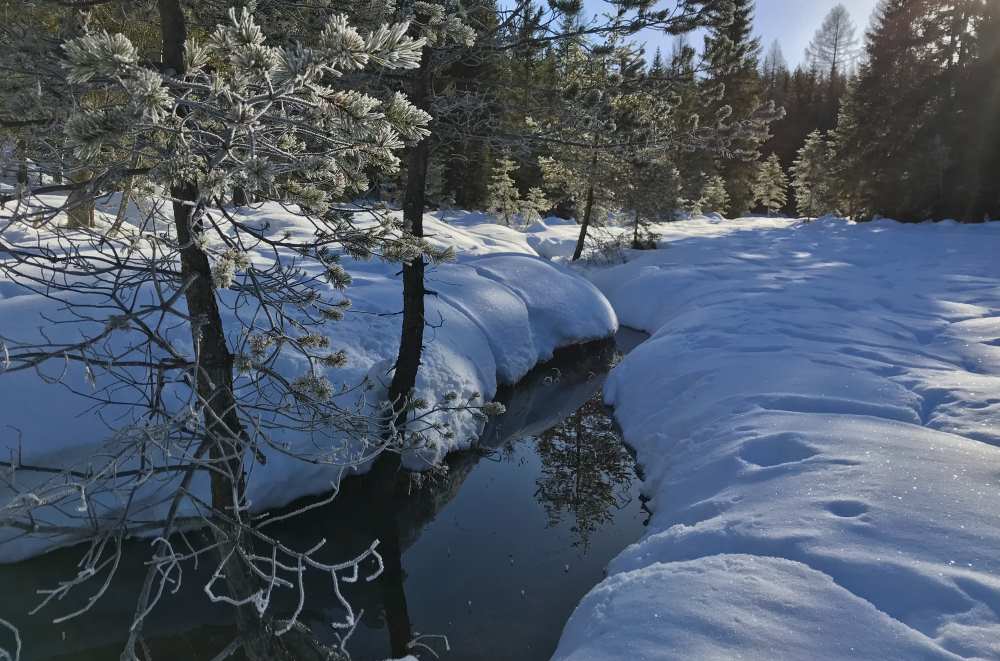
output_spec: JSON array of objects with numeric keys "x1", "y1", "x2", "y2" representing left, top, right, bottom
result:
[
  {"x1": 521, "y1": 186, "x2": 551, "y2": 224},
  {"x1": 791, "y1": 129, "x2": 834, "y2": 217},
  {"x1": 487, "y1": 153, "x2": 522, "y2": 225},
  {"x1": 700, "y1": 174, "x2": 731, "y2": 214},
  {"x1": 755, "y1": 153, "x2": 789, "y2": 215},
  {"x1": 0, "y1": 4, "x2": 479, "y2": 659},
  {"x1": 701, "y1": 0, "x2": 771, "y2": 217},
  {"x1": 539, "y1": 40, "x2": 663, "y2": 260}
]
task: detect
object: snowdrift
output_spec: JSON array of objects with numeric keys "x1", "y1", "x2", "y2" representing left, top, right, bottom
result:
[
  {"x1": 556, "y1": 217, "x2": 1000, "y2": 660},
  {"x1": 0, "y1": 203, "x2": 617, "y2": 562}
]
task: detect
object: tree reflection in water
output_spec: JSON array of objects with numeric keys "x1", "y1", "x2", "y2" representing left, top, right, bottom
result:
[{"x1": 534, "y1": 395, "x2": 635, "y2": 551}]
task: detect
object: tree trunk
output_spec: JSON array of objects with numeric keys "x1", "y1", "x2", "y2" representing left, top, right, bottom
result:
[
  {"x1": 572, "y1": 146, "x2": 600, "y2": 262},
  {"x1": 388, "y1": 46, "x2": 433, "y2": 438},
  {"x1": 571, "y1": 180, "x2": 596, "y2": 262},
  {"x1": 233, "y1": 186, "x2": 250, "y2": 207},
  {"x1": 66, "y1": 168, "x2": 95, "y2": 228},
  {"x1": 15, "y1": 138, "x2": 28, "y2": 186},
  {"x1": 632, "y1": 209, "x2": 640, "y2": 248},
  {"x1": 157, "y1": 4, "x2": 304, "y2": 659}
]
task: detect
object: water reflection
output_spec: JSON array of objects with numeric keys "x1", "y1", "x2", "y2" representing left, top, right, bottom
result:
[
  {"x1": 0, "y1": 331, "x2": 648, "y2": 661},
  {"x1": 535, "y1": 396, "x2": 635, "y2": 551}
]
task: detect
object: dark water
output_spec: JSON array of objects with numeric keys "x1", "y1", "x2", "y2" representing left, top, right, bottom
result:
[{"x1": 0, "y1": 330, "x2": 648, "y2": 661}]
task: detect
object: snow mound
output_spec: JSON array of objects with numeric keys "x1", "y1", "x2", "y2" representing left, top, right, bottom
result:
[
  {"x1": 0, "y1": 202, "x2": 616, "y2": 562},
  {"x1": 558, "y1": 216, "x2": 1000, "y2": 659},
  {"x1": 555, "y1": 555, "x2": 952, "y2": 661}
]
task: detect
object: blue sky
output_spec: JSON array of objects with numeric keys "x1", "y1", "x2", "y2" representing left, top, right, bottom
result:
[
  {"x1": 752, "y1": 0, "x2": 879, "y2": 65},
  {"x1": 580, "y1": 0, "x2": 881, "y2": 67}
]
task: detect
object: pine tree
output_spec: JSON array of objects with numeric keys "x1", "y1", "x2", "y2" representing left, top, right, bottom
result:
[
  {"x1": 826, "y1": 0, "x2": 1000, "y2": 220},
  {"x1": 755, "y1": 153, "x2": 788, "y2": 215},
  {"x1": 538, "y1": 39, "x2": 645, "y2": 260},
  {"x1": 701, "y1": 175, "x2": 730, "y2": 214},
  {"x1": 437, "y1": 0, "x2": 502, "y2": 209},
  {"x1": 487, "y1": 154, "x2": 522, "y2": 224},
  {"x1": 385, "y1": 1, "x2": 477, "y2": 447},
  {"x1": 0, "y1": 6, "x2": 440, "y2": 656},
  {"x1": 521, "y1": 186, "x2": 551, "y2": 223},
  {"x1": 791, "y1": 130, "x2": 834, "y2": 217},
  {"x1": 701, "y1": 0, "x2": 772, "y2": 217},
  {"x1": 625, "y1": 157, "x2": 677, "y2": 247}
]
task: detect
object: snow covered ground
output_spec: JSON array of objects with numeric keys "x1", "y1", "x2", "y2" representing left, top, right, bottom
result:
[
  {"x1": 6, "y1": 203, "x2": 1000, "y2": 659},
  {"x1": 553, "y1": 216, "x2": 1000, "y2": 660},
  {"x1": 0, "y1": 202, "x2": 616, "y2": 562}
]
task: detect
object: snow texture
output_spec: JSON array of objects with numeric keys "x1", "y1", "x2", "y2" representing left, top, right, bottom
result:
[{"x1": 555, "y1": 216, "x2": 1000, "y2": 660}]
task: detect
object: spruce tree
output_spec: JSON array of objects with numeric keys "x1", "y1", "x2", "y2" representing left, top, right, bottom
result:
[
  {"x1": 701, "y1": 175, "x2": 730, "y2": 214},
  {"x1": 755, "y1": 153, "x2": 788, "y2": 215},
  {"x1": 791, "y1": 130, "x2": 834, "y2": 217},
  {"x1": 831, "y1": 0, "x2": 1000, "y2": 220},
  {"x1": 663, "y1": 37, "x2": 714, "y2": 213},
  {"x1": 701, "y1": 0, "x2": 772, "y2": 217},
  {"x1": 487, "y1": 153, "x2": 522, "y2": 224},
  {"x1": 521, "y1": 186, "x2": 551, "y2": 223}
]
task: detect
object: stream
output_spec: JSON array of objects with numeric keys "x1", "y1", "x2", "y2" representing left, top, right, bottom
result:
[{"x1": 0, "y1": 329, "x2": 648, "y2": 661}]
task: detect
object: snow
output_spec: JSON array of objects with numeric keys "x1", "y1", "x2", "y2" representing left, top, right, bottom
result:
[
  {"x1": 0, "y1": 202, "x2": 616, "y2": 562},
  {"x1": 554, "y1": 216, "x2": 1000, "y2": 660},
  {"x1": 555, "y1": 556, "x2": 951, "y2": 660},
  {"x1": 7, "y1": 203, "x2": 1000, "y2": 658}
]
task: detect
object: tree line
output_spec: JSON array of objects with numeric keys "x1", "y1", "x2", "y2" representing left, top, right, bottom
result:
[{"x1": 766, "y1": 0, "x2": 1000, "y2": 222}]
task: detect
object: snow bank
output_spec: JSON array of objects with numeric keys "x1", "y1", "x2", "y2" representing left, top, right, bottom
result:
[
  {"x1": 519, "y1": 214, "x2": 789, "y2": 262},
  {"x1": 0, "y1": 203, "x2": 616, "y2": 562},
  {"x1": 556, "y1": 216, "x2": 1000, "y2": 660}
]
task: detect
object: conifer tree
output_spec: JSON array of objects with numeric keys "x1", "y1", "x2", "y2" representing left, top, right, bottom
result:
[
  {"x1": 0, "y1": 5, "x2": 448, "y2": 657},
  {"x1": 662, "y1": 37, "x2": 714, "y2": 213},
  {"x1": 755, "y1": 153, "x2": 788, "y2": 215},
  {"x1": 791, "y1": 130, "x2": 834, "y2": 217},
  {"x1": 521, "y1": 186, "x2": 551, "y2": 222},
  {"x1": 825, "y1": 85, "x2": 866, "y2": 218},
  {"x1": 701, "y1": 174, "x2": 730, "y2": 214},
  {"x1": 761, "y1": 40, "x2": 789, "y2": 103},
  {"x1": 538, "y1": 40, "x2": 645, "y2": 260},
  {"x1": 829, "y1": 0, "x2": 1000, "y2": 220},
  {"x1": 383, "y1": 1, "x2": 477, "y2": 453},
  {"x1": 625, "y1": 157, "x2": 678, "y2": 247},
  {"x1": 806, "y1": 4, "x2": 860, "y2": 81},
  {"x1": 487, "y1": 153, "x2": 522, "y2": 224},
  {"x1": 701, "y1": 0, "x2": 772, "y2": 217},
  {"x1": 805, "y1": 3, "x2": 859, "y2": 131}
]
